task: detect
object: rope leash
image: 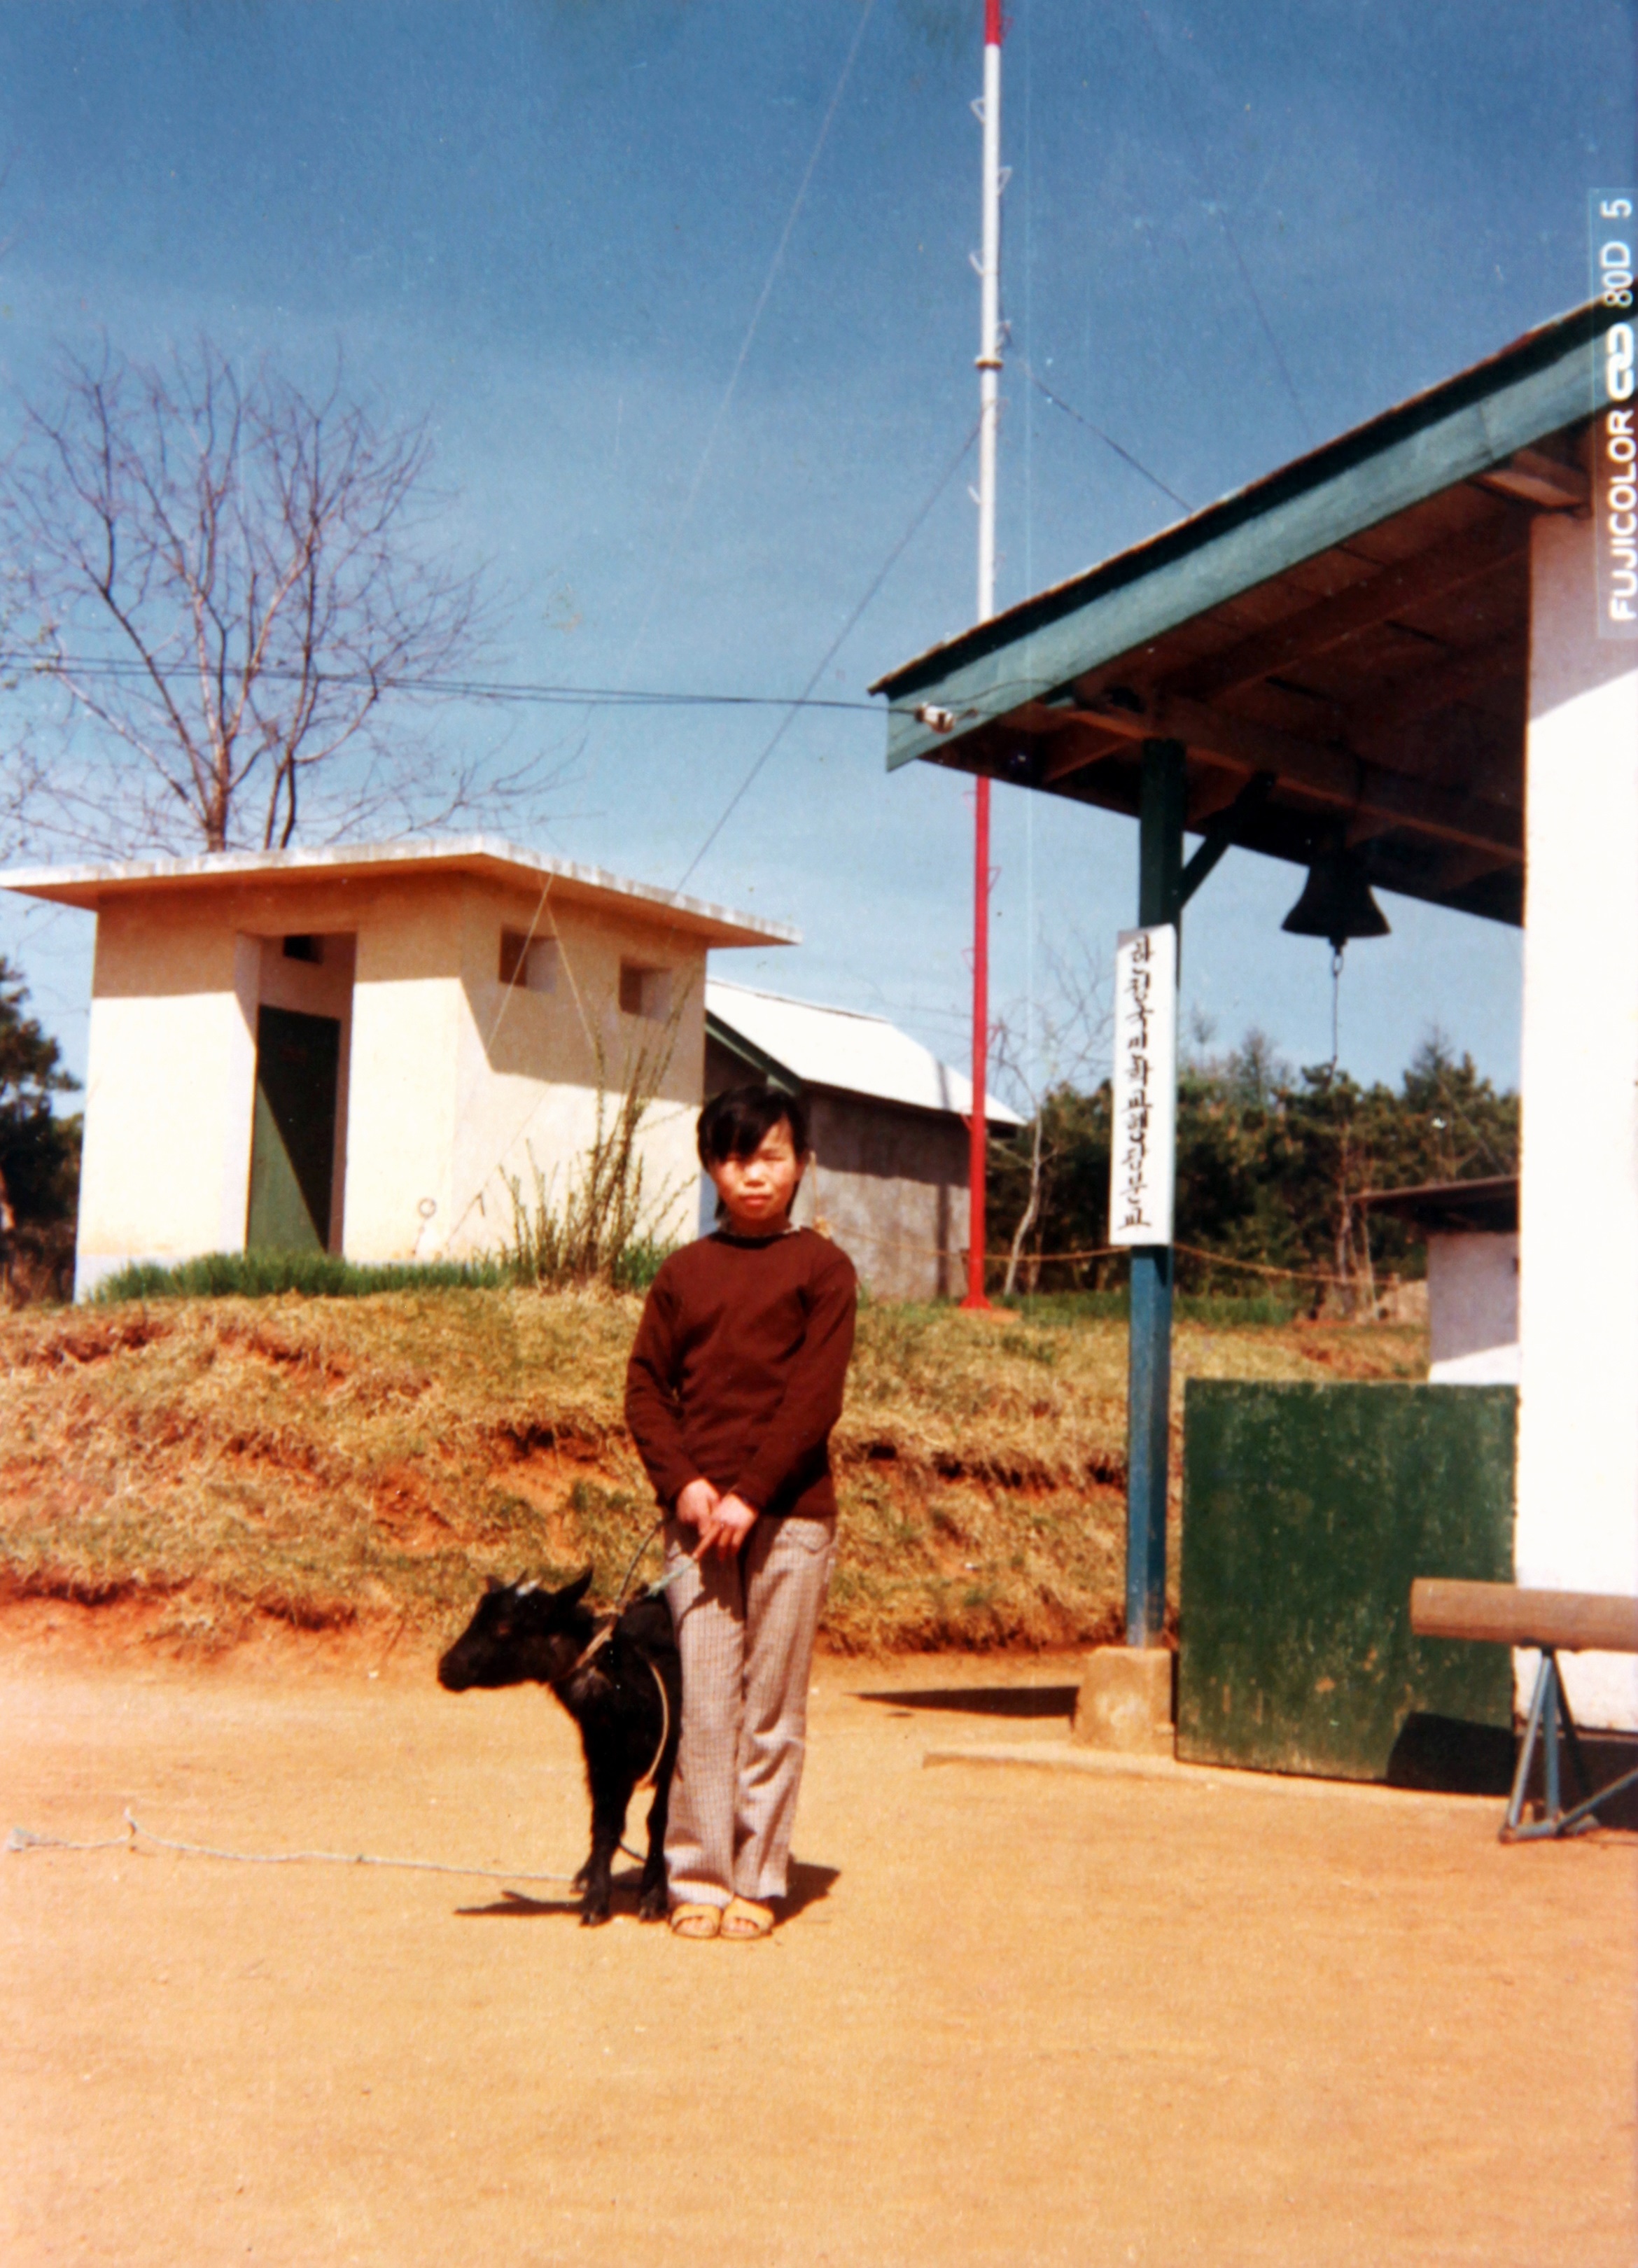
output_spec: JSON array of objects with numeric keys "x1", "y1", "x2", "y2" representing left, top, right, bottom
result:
[
  {"x1": 7, "y1": 1809, "x2": 582, "y2": 1884},
  {"x1": 573, "y1": 1516, "x2": 698, "y2": 1674},
  {"x1": 8, "y1": 1529, "x2": 689, "y2": 1888},
  {"x1": 568, "y1": 1521, "x2": 680, "y2": 1789},
  {"x1": 634, "y1": 1653, "x2": 671, "y2": 1793}
]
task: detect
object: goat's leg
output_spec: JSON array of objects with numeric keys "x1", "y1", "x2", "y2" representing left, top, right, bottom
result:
[
  {"x1": 579, "y1": 1776, "x2": 630, "y2": 1926},
  {"x1": 637, "y1": 1772, "x2": 672, "y2": 1921}
]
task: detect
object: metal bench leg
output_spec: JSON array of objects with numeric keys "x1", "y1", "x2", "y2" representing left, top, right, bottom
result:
[
  {"x1": 1502, "y1": 1653, "x2": 1552, "y2": 1842},
  {"x1": 1502, "y1": 1648, "x2": 1606, "y2": 1842},
  {"x1": 1552, "y1": 1763, "x2": 1638, "y2": 1835},
  {"x1": 1556, "y1": 1678, "x2": 1594, "y2": 1808}
]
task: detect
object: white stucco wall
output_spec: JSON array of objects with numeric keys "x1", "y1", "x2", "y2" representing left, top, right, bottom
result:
[
  {"x1": 73, "y1": 867, "x2": 714, "y2": 1287},
  {"x1": 1426, "y1": 1232, "x2": 1519, "y2": 1385},
  {"x1": 75, "y1": 901, "x2": 260, "y2": 1296},
  {"x1": 438, "y1": 882, "x2": 705, "y2": 1262},
  {"x1": 1516, "y1": 508, "x2": 1638, "y2": 1730}
]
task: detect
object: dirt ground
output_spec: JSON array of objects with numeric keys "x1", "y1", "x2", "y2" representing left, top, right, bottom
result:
[{"x1": 4, "y1": 1614, "x2": 1634, "y2": 2267}]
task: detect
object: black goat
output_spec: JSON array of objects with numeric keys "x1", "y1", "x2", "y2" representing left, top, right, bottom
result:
[{"x1": 437, "y1": 1569, "x2": 680, "y2": 1926}]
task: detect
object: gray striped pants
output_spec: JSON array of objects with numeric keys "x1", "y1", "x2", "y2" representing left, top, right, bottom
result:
[{"x1": 662, "y1": 1513, "x2": 836, "y2": 1908}]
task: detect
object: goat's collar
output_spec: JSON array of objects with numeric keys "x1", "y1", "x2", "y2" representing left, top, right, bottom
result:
[{"x1": 568, "y1": 1612, "x2": 618, "y2": 1676}]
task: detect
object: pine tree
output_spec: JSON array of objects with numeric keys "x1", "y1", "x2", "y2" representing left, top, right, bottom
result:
[{"x1": 0, "y1": 959, "x2": 81, "y2": 1296}]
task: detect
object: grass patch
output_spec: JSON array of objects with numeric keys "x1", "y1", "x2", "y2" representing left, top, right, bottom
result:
[
  {"x1": 95, "y1": 1252, "x2": 518, "y2": 1302},
  {"x1": 94, "y1": 1240, "x2": 675, "y2": 1306},
  {"x1": 0, "y1": 1289, "x2": 1427, "y2": 1656}
]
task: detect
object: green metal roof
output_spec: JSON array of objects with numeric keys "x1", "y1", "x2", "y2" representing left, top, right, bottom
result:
[{"x1": 873, "y1": 301, "x2": 1599, "y2": 763}]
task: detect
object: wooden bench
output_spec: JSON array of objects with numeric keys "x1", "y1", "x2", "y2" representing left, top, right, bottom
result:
[{"x1": 1410, "y1": 1581, "x2": 1638, "y2": 1840}]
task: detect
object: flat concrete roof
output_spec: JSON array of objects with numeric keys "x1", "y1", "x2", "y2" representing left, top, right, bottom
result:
[{"x1": 0, "y1": 835, "x2": 799, "y2": 951}]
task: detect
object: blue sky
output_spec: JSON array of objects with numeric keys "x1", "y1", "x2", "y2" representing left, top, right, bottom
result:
[{"x1": 1, "y1": 0, "x2": 1632, "y2": 1100}]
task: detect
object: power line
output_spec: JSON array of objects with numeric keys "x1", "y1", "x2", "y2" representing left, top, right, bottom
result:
[
  {"x1": 0, "y1": 652, "x2": 884, "y2": 717},
  {"x1": 598, "y1": 0, "x2": 880, "y2": 707},
  {"x1": 1014, "y1": 356, "x2": 1193, "y2": 512},
  {"x1": 1135, "y1": 4, "x2": 1313, "y2": 447},
  {"x1": 675, "y1": 419, "x2": 981, "y2": 892}
]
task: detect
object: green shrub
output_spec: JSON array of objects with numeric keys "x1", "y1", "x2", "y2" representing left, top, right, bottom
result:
[{"x1": 93, "y1": 1250, "x2": 517, "y2": 1303}]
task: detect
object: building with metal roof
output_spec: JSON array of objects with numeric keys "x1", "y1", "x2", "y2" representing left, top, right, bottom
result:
[{"x1": 704, "y1": 979, "x2": 1021, "y2": 1301}]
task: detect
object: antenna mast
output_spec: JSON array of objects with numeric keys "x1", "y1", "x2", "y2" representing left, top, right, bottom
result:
[{"x1": 962, "y1": 0, "x2": 1004, "y2": 1309}]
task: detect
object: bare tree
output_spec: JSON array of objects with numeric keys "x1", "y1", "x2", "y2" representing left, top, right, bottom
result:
[
  {"x1": 989, "y1": 934, "x2": 1112, "y2": 1297},
  {"x1": 0, "y1": 337, "x2": 507, "y2": 857}
]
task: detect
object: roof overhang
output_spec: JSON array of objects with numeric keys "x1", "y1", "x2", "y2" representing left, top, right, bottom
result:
[
  {"x1": 0, "y1": 835, "x2": 798, "y2": 951},
  {"x1": 704, "y1": 990, "x2": 1023, "y2": 1128},
  {"x1": 873, "y1": 302, "x2": 1608, "y2": 928},
  {"x1": 1359, "y1": 1175, "x2": 1518, "y2": 1234},
  {"x1": 705, "y1": 1007, "x2": 804, "y2": 1094}
]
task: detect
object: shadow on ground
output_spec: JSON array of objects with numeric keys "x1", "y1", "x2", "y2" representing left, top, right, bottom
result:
[
  {"x1": 1385, "y1": 1713, "x2": 1516, "y2": 1795},
  {"x1": 1367, "y1": 1716, "x2": 1638, "y2": 1826},
  {"x1": 850, "y1": 1686, "x2": 1078, "y2": 1721},
  {"x1": 456, "y1": 1861, "x2": 842, "y2": 1922},
  {"x1": 1507, "y1": 1730, "x2": 1638, "y2": 1833}
]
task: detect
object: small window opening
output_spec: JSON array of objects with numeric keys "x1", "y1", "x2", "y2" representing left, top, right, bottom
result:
[
  {"x1": 499, "y1": 928, "x2": 558, "y2": 993},
  {"x1": 283, "y1": 934, "x2": 322, "y2": 964},
  {"x1": 620, "y1": 961, "x2": 671, "y2": 1020}
]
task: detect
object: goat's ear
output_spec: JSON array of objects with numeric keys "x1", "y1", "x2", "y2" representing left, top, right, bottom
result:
[
  {"x1": 483, "y1": 1574, "x2": 504, "y2": 1595},
  {"x1": 559, "y1": 1566, "x2": 595, "y2": 1609}
]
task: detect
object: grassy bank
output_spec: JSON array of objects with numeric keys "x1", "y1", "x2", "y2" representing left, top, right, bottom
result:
[{"x1": 0, "y1": 1289, "x2": 1427, "y2": 1656}]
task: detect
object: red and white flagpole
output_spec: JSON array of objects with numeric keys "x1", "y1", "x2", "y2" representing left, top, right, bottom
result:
[{"x1": 962, "y1": 0, "x2": 1005, "y2": 1310}]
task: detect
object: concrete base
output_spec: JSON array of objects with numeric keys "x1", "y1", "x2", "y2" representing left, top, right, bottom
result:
[{"x1": 1072, "y1": 1646, "x2": 1175, "y2": 1756}]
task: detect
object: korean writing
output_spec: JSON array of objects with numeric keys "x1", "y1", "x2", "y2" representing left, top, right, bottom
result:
[{"x1": 1109, "y1": 924, "x2": 1177, "y2": 1247}]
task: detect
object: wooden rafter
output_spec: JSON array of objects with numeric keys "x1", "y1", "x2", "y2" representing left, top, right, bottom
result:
[
  {"x1": 1476, "y1": 444, "x2": 1589, "y2": 511},
  {"x1": 1155, "y1": 510, "x2": 1532, "y2": 704},
  {"x1": 1352, "y1": 633, "x2": 1525, "y2": 732},
  {"x1": 1046, "y1": 694, "x2": 1522, "y2": 860}
]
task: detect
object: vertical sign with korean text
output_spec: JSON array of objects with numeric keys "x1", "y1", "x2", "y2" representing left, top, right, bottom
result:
[{"x1": 1109, "y1": 923, "x2": 1177, "y2": 1246}]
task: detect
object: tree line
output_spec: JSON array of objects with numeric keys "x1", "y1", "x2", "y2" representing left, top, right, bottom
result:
[
  {"x1": 987, "y1": 1030, "x2": 1519, "y2": 1309},
  {"x1": 0, "y1": 960, "x2": 80, "y2": 1300}
]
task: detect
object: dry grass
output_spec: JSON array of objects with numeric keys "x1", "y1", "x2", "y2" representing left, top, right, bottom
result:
[{"x1": 0, "y1": 1290, "x2": 1427, "y2": 1657}]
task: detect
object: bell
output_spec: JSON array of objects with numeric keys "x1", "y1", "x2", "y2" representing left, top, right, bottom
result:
[{"x1": 1281, "y1": 850, "x2": 1390, "y2": 951}]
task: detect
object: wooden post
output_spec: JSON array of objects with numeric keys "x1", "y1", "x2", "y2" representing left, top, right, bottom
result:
[{"x1": 1125, "y1": 738, "x2": 1186, "y2": 1648}]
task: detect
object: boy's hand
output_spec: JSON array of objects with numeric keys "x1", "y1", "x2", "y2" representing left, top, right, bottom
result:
[
  {"x1": 702, "y1": 1492, "x2": 759, "y2": 1558},
  {"x1": 674, "y1": 1477, "x2": 720, "y2": 1536}
]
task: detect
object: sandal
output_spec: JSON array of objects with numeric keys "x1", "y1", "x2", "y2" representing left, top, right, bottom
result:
[
  {"x1": 668, "y1": 1902, "x2": 722, "y2": 1940},
  {"x1": 720, "y1": 1896, "x2": 776, "y2": 1940}
]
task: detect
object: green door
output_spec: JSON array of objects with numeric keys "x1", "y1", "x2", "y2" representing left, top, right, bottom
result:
[{"x1": 246, "y1": 1006, "x2": 342, "y2": 1252}]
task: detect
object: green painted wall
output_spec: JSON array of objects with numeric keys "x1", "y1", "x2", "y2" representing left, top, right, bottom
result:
[{"x1": 1177, "y1": 1382, "x2": 1516, "y2": 1782}]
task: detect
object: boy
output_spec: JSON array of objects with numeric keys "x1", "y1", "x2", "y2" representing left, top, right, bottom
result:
[{"x1": 624, "y1": 1084, "x2": 856, "y2": 1940}]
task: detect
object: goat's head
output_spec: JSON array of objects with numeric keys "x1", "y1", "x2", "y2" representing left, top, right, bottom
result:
[{"x1": 436, "y1": 1568, "x2": 596, "y2": 1692}]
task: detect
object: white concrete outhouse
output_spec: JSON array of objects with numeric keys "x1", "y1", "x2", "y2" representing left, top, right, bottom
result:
[{"x1": 0, "y1": 839, "x2": 793, "y2": 1294}]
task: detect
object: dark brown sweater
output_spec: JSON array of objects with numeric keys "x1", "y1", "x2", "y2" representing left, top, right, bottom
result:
[{"x1": 624, "y1": 1227, "x2": 857, "y2": 1521}]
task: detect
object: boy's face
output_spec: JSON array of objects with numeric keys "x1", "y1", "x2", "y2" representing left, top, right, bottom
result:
[{"x1": 708, "y1": 1118, "x2": 802, "y2": 1235}]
